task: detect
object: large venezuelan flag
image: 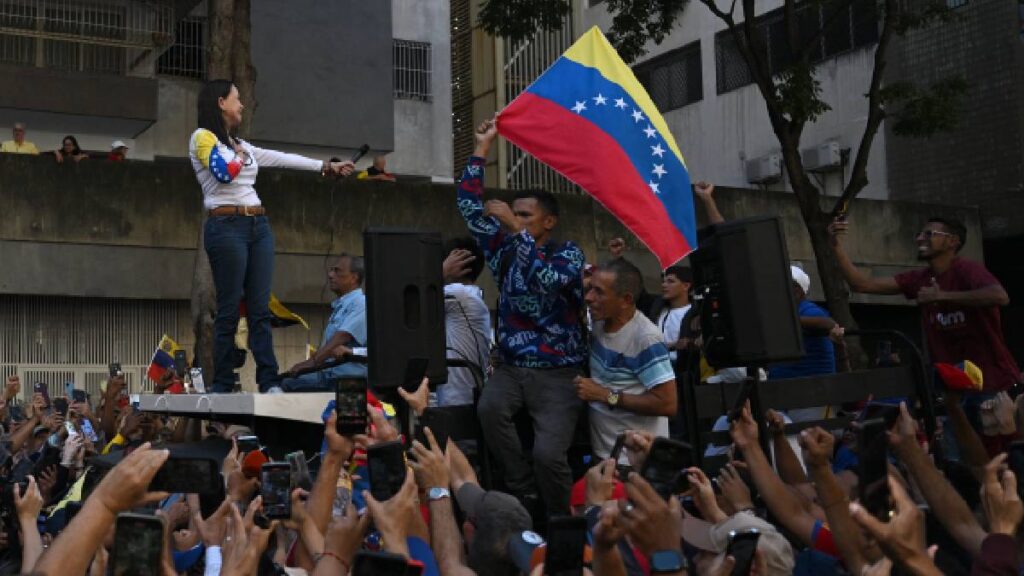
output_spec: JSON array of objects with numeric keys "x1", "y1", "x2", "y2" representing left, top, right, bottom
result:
[{"x1": 498, "y1": 27, "x2": 697, "y2": 268}]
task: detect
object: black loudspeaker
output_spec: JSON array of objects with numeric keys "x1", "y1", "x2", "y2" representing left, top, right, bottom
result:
[
  {"x1": 689, "y1": 216, "x2": 803, "y2": 367},
  {"x1": 364, "y1": 228, "x2": 448, "y2": 388}
]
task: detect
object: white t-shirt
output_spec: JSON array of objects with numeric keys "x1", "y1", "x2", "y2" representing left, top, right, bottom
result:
[{"x1": 657, "y1": 304, "x2": 690, "y2": 362}]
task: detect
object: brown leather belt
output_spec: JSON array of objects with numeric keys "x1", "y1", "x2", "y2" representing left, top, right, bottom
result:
[{"x1": 209, "y1": 205, "x2": 266, "y2": 216}]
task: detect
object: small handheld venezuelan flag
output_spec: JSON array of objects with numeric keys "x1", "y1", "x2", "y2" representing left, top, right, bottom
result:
[{"x1": 498, "y1": 27, "x2": 697, "y2": 269}]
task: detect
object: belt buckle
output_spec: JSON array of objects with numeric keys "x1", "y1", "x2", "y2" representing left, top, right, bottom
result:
[{"x1": 244, "y1": 205, "x2": 256, "y2": 217}]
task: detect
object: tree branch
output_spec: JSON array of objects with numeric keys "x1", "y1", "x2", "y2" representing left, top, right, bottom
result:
[{"x1": 833, "y1": 0, "x2": 894, "y2": 215}]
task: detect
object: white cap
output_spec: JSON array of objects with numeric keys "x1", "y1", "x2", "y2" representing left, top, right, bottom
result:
[
  {"x1": 790, "y1": 265, "x2": 810, "y2": 295},
  {"x1": 111, "y1": 140, "x2": 128, "y2": 150}
]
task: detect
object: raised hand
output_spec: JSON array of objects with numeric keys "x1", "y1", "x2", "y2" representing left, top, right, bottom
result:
[
  {"x1": 397, "y1": 377, "x2": 430, "y2": 417},
  {"x1": 850, "y1": 475, "x2": 941, "y2": 575},
  {"x1": 443, "y1": 249, "x2": 477, "y2": 284},
  {"x1": 409, "y1": 427, "x2": 449, "y2": 491},
  {"x1": 980, "y1": 453, "x2": 1024, "y2": 536}
]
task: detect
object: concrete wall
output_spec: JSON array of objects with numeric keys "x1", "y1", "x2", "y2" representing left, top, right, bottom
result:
[
  {"x1": 580, "y1": 0, "x2": 890, "y2": 199},
  {"x1": 0, "y1": 154, "x2": 983, "y2": 307},
  {"x1": 885, "y1": 0, "x2": 1024, "y2": 239},
  {"x1": 389, "y1": 0, "x2": 454, "y2": 179}
]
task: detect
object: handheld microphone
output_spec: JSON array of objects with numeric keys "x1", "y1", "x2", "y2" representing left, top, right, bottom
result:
[{"x1": 350, "y1": 144, "x2": 370, "y2": 164}]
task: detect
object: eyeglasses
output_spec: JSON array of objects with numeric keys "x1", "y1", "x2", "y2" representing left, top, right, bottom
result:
[{"x1": 918, "y1": 230, "x2": 954, "y2": 240}]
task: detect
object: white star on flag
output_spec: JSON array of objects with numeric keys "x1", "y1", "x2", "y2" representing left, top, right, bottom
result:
[
  {"x1": 643, "y1": 125, "x2": 657, "y2": 138},
  {"x1": 593, "y1": 94, "x2": 608, "y2": 105},
  {"x1": 632, "y1": 109, "x2": 645, "y2": 123},
  {"x1": 614, "y1": 98, "x2": 628, "y2": 109},
  {"x1": 649, "y1": 181, "x2": 661, "y2": 194},
  {"x1": 652, "y1": 164, "x2": 667, "y2": 178},
  {"x1": 572, "y1": 101, "x2": 587, "y2": 114},
  {"x1": 651, "y1": 144, "x2": 666, "y2": 158}
]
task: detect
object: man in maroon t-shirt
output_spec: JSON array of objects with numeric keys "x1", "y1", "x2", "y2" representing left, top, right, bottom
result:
[{"x1": 830, "y1": 216, "x2": 1019, "y2": 393}]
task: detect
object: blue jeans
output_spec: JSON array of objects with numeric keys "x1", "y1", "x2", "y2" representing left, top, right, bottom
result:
[{"x1": 204, "y1": 215, "x2": 279, "y2": 392}]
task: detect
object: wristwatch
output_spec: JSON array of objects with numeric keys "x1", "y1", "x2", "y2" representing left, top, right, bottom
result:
[
  {"x1": 607, "y1": 390, "x2": 620, "y2": 407},
  {"x1": 650, "y1": 550, "x2": 687, "y2": 574},
  {"x1": 427, "y1": 487, "x2": 451, "y2": 501}
]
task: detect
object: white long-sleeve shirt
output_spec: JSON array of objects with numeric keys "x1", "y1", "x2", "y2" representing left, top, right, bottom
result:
[{"x1": 189, "y1": 128, "x2": 323, "y2": 209}]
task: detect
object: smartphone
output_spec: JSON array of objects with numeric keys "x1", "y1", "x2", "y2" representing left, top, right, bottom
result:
[
  {"x1": 335, "y1": 379, "x2": 368, "y2": 435},
  {"x1": 858, "y1": 418, "x2": 891, "y2": 521},
  {"x1": 726, "y1": 528, "x2": 761, "y2": 576},
  {"x1": 729, "y1": 378, "x2": 754, "y2": 422},
  {"x1": 52, "y1": 397, "x2": 69, "y2": 417},
  {"x1": 544, "y1": 516, "x2": 587, "y2": 576},
  {"x1": 609, "y1": 433, "x2": 627, "y2": 463},
  {"x1": 236, "y1": 435, "x2": 261, "y2": 454},
  {"x1": 414, "y1": 409, "x2": 453, "y2": 452},
  {"x1": 149, "y1": 457, "x2": 221, "y2": 495},
  {"x1": 32, "y1": 382, "x2": 50, "y2": 407},
  {"x1": 261, "y1": 462, "x2": 293, "y2": 519},
  {"x1": 80, "y1": 419, "x2": 100, "y2": 443},
  {"x1": 173, "y1": 350, "x2": 188, "y2": 378},
  {"x1": 402, "y1": 357, "x2": 429, "y2": 392},
  {"x1": 640, "y1": 438, "x2": 693, "y2": 500},
  {"x1": 189, "y1": 367, "x2": 206, "y2": 394},
  {"x1": 367, "y1": 440, "x2": 407, "y2": 502},
  {"x1": 352, "y1": 550, "x2": 408, "y2": 576},
  {"x1": 109, "y1": 362, "x2": 123, "y2": 378},
  {"x1": 64, "y1": 421, "x2": 78, "y2": 437},
  {"x1": 286, "y1": 450, "x2": 313, "y2": 491},
  {"x1": 111, "y1": 513, "x2": 166, "y2": 576},
  {"x1": 860, "y1": 402, "x2": 901, "y2": 429},
  {"x1": 1007, "y1": 441, "x2": 1024, "y2": 499},
  {"x1": 72, "y1": 389, "x2": 88, "y2": 403},
  {"x1": 679, "y1": 495, "x2": 703, "y2": 520},
  {"x1": 64, "y1": 382, "x2": 75, "y2": 399}
]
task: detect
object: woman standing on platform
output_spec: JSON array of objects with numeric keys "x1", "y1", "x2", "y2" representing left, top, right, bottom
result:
[{"x1": 190, "y1": 80, "x2": 354, "y2": 393}]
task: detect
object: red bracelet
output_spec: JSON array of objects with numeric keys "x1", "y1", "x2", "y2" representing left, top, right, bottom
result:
[{"x1": 318, "y1": 551, "x2": 349, "y2": 571}]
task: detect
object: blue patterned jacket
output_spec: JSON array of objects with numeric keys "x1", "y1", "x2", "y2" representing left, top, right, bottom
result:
[{"x1": 457, "y1": 156, "x2": 585, "y2": 368}]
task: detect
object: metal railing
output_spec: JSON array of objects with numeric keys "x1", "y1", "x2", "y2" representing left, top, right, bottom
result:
[
  {"x1": 394, "y1": 39, "x2": 432, "y2": 102},
  {"x1": 502, "y1": 13, "x2": 580, "y2": 194}
]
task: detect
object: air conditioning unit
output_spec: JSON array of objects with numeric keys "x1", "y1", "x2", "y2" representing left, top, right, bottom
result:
[
  {"x1": 801, "y1": 142, "x2": 842, "y2": 172},
  {"x1": 746, "y1": 153, "x2": 782, "y2": 184}
]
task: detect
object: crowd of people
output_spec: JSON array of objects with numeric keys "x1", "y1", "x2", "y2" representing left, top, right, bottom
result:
[
  {"x1": 1, "y1": 123, "x2": 131, "y2": 162},
  {"x1": 1, "y1": 84, "x2": 1022, "y2": 575}
]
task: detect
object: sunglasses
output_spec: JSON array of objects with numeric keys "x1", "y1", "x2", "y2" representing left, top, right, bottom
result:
[{"x1": 918, "y1": 230, "x2": 953, "y2": 240}]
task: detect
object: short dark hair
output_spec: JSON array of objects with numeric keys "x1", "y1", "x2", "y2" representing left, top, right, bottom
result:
[
  {"x1": 664, "y1": 265, "x2": 693, "y2": 284},
  {"x1": 928, "y1": 216, "x2": 967, "y2": 252},
  {"x1": 601, "y1": 257, "x2": 644, "y2": 302},
  {"x1": 338, "y1": 253, "x2": 365, "y2": 286},
  {"x1": 197, "y1": 79, "x2": 236, "y2": 147},
  {"x1": 445, "y1": 237, "x2": 485, "y2": 282},
  {"x1": 513, "y1": 189, "x2": 559, "y2": 218}
]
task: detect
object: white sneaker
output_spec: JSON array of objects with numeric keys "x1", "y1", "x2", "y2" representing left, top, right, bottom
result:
[{"x1": 265, "y1": 386, "x2": 284, "y2": 394}]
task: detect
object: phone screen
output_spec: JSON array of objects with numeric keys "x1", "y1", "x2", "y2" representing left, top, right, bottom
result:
[
  {"x1": 112, "y1": 513, "x2": 165, "y2": 576},
  {"x1": 367, "y1": 440, "x2": 407, "y2": 502},
  {"x1": 415, "y1": 409, "x2": 453, "y2": 452},
  {"x1": 609, "y1": 433, "x2": 627, "y2": 463},
  {"x1": 727, "y1": 529, "x2": 761, "y2": 575},
  {"x1": 150, "y1": 457, "x2": 220, "y2": 495},
  {"x1": 544, "y1": 516, "x2": 587, "y2": 576},
  {"x1": 261, "y1": 464, "x2": 293, "y2": 519},
  {"x1": 287, "y1": 451, "x2": 313, "y2": 491},
  {"x1": 190, "y1": 367, "x2": 206, "y2": 393},
  {"x1": 641, "y1": 438, "x2": 693, "y2": 499},
  {"x1": 858, "y1": 418, "x2": 891, "y2": 520},
  {"x1": 109, "y1": 362, "x2": 123, "y2": 378},
  {"x1": 335, "y1": 379, "x2": 368, "y2": 435},
  {"x1": 173, "y1": 351, "x2": 188, "y2": 377},
  {"x1": 72, "y1": 389, "x2": 88, "y2": 403},
  {"x1": 236, "y1": 436, "x2": 261, "y2": 454},
  {"x1": 729, "y1": 379, "x2": 753, "y2": 421}
]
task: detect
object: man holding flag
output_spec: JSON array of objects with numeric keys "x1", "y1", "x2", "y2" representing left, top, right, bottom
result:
[{"x1": 459, "y1": 119, "x2": 586, "y2": 517}]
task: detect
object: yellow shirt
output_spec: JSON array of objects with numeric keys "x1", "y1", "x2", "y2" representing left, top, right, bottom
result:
[{"x1": 1, "y1": 140, "x2": 39, "y2": 154}]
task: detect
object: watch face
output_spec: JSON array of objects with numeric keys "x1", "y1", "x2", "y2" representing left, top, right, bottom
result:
[{"x1": 428, "y1": 487, "x2": 450, "y2": 500}]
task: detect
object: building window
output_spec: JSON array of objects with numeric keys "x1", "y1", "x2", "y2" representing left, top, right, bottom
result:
[
  {"x1": 715, "y1": 0, "x2": 879, "y2": 94},
  {"x1": 158, "y1": 17, "x2": 207, "y2": 80},
  {"x1": 716, "y1": 31, "x2": 755, "y2": 94},
  {"x1": 634, "y1": 41, "x2": 703, "y2": 112},
  {"x1": 394, "y1": 39, "x2": 432, "y2": 102}
]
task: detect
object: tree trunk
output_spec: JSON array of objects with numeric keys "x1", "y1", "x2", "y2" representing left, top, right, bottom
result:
[{"x1": 190, "y1": 0, "x2": 236, "y2": 375}]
